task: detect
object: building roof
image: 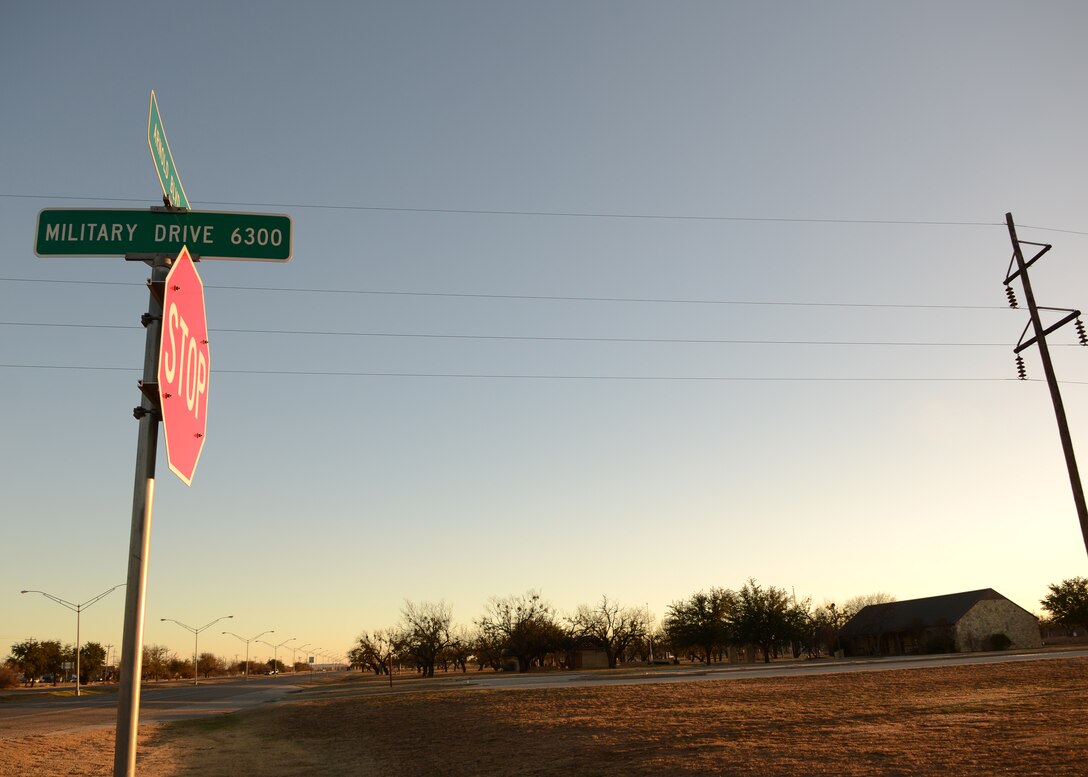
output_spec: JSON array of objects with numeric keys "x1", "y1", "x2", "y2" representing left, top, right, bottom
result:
[{"x1": 838, "y1": 589, "x2": 1023, "y2": 636}]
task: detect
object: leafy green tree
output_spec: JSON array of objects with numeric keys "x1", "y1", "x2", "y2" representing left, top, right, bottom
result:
[
  {"x1": 10, "y1": 639, "x2": 67, "y2": 684},
  {"x1": 78, "y1": 642, "x2": 107, "y2": 684},
  {"x1": 197, "y1": 652, "x2": 226, "y2": 679},
  {"x1": 663, "y1": 588, "x2": 734, "y2": 664},
  {"x1": 9, "y1": 639, "x2": 54, "y2": 685},
  {"x1": 732, "y1": 579, "x2": 810, "y2": 663},
  {"x1": 569, "y1": 596, "x2": 647, "y2": 669},
  {"x1": 1041, "y1": 577, "x2": 1088, "y2": 628}
]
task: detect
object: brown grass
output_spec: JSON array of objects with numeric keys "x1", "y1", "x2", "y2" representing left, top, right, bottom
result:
[{"x1": 3, "y1": 657, "x2": 1087, "y2": 776}]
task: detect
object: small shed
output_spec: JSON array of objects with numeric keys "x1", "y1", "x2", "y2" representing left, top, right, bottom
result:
[{"x1": 838, "y1": 588, "x2": 1041, "y2": 656}]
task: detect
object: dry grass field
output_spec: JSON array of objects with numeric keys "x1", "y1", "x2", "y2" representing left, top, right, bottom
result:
[{"x1": 3, "y1": 656, "x2": 1086, "y2": 776}]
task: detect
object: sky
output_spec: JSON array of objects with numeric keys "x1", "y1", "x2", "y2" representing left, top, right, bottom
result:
[{"x1": 3, "y1": 1, "x2": 1088, "y2": 666}]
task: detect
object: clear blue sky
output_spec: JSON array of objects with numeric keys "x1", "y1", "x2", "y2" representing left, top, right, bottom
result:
[{"x1": 3, "y1": 1, "x2": 1088, "y2": 664}]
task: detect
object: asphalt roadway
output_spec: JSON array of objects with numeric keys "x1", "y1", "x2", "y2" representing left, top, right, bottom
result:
[
  {"x1": 3, "y1": 648, "x2": 1087, "y2": 739},
  {"x1": 0, "y1": 675, "x2": 305, "y2": 738}
]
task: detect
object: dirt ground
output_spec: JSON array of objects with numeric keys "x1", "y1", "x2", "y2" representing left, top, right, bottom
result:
[{"x1": 3, "y1": 657, "x2": 1086, "y2": 776}]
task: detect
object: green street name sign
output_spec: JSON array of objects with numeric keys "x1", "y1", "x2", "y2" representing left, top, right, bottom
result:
[
  {"x1": 35, "y1": 209, "x2": 293, "y2": 261},
  {"x1": 147, "y1": 90, "x2": 190, "y2": 209}
]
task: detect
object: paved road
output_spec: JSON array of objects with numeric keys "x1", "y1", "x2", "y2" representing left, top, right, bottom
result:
[
  {"x1": 0, "y1": 676, "x2": 303, "y2": 739},
  {"x1": 459, "y1": 647, "x2": 1088, "y2": 690},
  {"x1": 4, "y1": 649, "x2": 1086, "y2": 738}
]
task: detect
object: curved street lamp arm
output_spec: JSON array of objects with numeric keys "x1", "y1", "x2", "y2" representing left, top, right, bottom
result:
[
  {"x1": 161, "y1": 618, "x2": 197, "y2": 634},
  {"x1": 21, "y1": 590, "x2": 78, "y2": 612},
  {"x1": 20, "y1": 583, "x2": 124, "y2": 613},
  {"x1": 80, "y1": 583, "x2": 126, "y2": 610},
  {"x1": 196, "y1": 615, "x2": 233, "y2": 633}
]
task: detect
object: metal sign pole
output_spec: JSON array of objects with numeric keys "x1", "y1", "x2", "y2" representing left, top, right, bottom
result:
[{"x1": 113, "y1": 256, "x2": 169, "y2": 777}]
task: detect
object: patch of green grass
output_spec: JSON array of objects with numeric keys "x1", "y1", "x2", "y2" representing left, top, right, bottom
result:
[{"x1": 40, "y1": 688, "x2": 107, "y2": 698}]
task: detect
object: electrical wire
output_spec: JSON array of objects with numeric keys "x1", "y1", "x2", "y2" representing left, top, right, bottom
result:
[
  {"x1": 3, "y1": 192, "x2": 1086, "y2": 235},
  {"x1": 0, "y1": 363, "x2": 1049, "y2": 382},
  {"x1": 0, "y1": 277, "x2": 1013, "y2": 311},
  {"x1": 0, "y1": 320, "x2": 1031, "y2": 347}
]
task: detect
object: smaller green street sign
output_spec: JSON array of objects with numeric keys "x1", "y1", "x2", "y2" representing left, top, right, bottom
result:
[
  {"x1": 35, "y1": 209, "x2": 293, "y2": 261},
  {"x1": 147, "y1": 90, "x2": 190, "y2": 210}
]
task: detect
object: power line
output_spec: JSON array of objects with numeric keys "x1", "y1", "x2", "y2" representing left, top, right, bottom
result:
[
  {"x1": 3, "y1": 191, "x2": 1086, "y2": 235},
  {"x1": 0, "y1": 363, "x2": 1044, "y2": 382},
  {"x1": 0, "y1": 277, "x2": 1011, "y2": 311},
  {"x1": 0, "y1": 320, "x2": 1025, "y2": 347}
]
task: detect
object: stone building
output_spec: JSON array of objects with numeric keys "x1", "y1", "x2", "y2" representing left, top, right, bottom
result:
[{"x1": 838, "y1": 588, "x2": 1041, "y2": 656}]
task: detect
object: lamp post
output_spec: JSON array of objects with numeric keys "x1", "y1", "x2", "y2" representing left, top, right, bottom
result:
[
  {"x1": 160, "y1": 615, "x2": 233, "y2": 685},
  {"x1": 21, "y1": 584, "x2": 125, "y2": 697},
  {"x1": 223, "y1": 630, "x2": 273, "y2": 680},
  {"x1": 645, "y1": 603, "x2": 654, "y2": 664},
  {"x1": 258, "y1": 637, "x2": 296, "y2": 675},
  {"x1": 292, "y1": 643, "x2": 311, "y2": 672}
]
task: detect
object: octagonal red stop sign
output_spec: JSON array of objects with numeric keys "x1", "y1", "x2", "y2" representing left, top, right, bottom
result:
[{"x1": 158, "y1": 246, "x2": 210, "y2": 486}]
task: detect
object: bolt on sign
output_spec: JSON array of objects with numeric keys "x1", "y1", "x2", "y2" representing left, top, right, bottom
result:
[{"x1": 158, "y1": 246, "x2": 210, "y2": 485}]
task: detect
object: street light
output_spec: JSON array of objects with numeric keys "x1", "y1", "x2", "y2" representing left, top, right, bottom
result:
[
  {"x1": 223, "y1": 630, "x2": 273, "y2": 680},
  {"x1": 258, "y1": 637, "x2": 296, "y2": 675},
  {"x1": 646, "y1": 603, "x2": 654, "y2": 664},
  {"x1": 20, "y1": 584, "x2": 125, "y2": 697},
  {"x1": 160, "y1": 615, "x2": 233, "y2": 685},
  {"x1": 292, "y1": 643, "x2": 311, "y2": 672}
]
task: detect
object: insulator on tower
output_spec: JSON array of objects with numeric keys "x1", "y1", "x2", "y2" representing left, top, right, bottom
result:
[
  {"x1": 1004, "y1": 285, "x2": 1018, "y2": 309},
  {"x1": 1076, "y1": 318, "x2": 1087, "y2": 346},
  {"x1": 1015, "y1": 354, "x2": 1027, "y2": 380}
]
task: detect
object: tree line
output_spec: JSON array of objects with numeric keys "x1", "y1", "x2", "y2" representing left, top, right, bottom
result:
[
  {"x1": 8, "y1": 577, "x2": 1084, "y2": 688},
  {"x1": 349, "y1": 582, "x2": 901, "y2": 677},
  {"x1": 3, "y1": 639, "x2": 109, "y2": 687},
  {"x1": 348, "y1": 577, "x2": 1088, "y2": 675},
  {"x1": 1, "y1": 640, "x2": 307, "y2": 688}
]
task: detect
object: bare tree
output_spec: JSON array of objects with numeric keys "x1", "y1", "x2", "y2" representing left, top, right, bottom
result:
[
  {"x1": 141, "y1": 644, "x2": 171, "y2": 681},
  {"x1": 476, "y1": 591, "x2": 562, "y2": 672},
  {"x1": 471, "y1": 624, "x2": 505, "y2": 671},
  {"x1": 840, "y1": 592, "x2": 896, "y2": 621},
  {"x1": 441, "y1": 625, "x2": 474, "y2": 673},
  {"x1": 350, "y1": 629, "x2": 397, "y2": 675},
  {"x1": 569, "y1": 596, "x2": 647, "y2": 669},
  {"x1": 398, "y1": 600, "x2": 453, "y2": 678}
]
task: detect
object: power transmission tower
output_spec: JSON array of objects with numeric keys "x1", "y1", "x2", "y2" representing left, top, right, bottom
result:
[{"x1": 1003, "y1": 212, "x2": 1088, "y2": 557}]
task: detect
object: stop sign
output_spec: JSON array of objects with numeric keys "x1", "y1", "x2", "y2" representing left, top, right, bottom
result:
[{"x1": 158, "y1": 246, "x2": 210, "y2": 485}]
